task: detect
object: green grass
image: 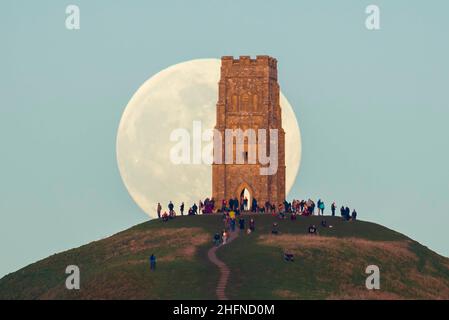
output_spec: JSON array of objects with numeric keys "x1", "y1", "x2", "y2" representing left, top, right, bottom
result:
[{"x1": 1, "y1": 214, "x2": 448, "y2": 300}]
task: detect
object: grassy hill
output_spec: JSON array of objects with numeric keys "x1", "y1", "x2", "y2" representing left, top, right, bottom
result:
[{"x1": 1, "y1": 214, "x2": 449, "y2": 300}]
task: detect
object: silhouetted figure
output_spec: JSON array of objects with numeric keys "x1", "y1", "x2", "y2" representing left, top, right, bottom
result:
[
  {"x1": 157, "y1": 203, "x2": 162, "y2": 219},
  {"x1": 310, "y1": 201, "x2": 316, "y2": 215},
  {"x1": 345, "y1": 207, "x2": 350, "y2": 221},
  {"x1": 252, "y1": 198, "x2": 258, "y2": 212},
  {"x1": 180, "y1": 202, "x2": 184, "y2": 216},
  {"x1": 230, "y1": 219, "x2": 236, "y2": 232},
  {"x1": 243, "y1": 197, "x2": 248, "y2": 211},
  {"x1": 331, "y1": 202, "x2": 336, "y2": 217},
  {"x1": 239, "y1": 218, "x2": 245, "y2": 230},
  {"x1": 351, "y1": 209, "x2": 357, "y2": 221},
  {"x1": 265, "y1": 201, "x2": 271, "y2": 213},
  {"x1": 233, "y1": 197, "x2": 239, "y2": 211},
  {"x1": 150, "y1": 254, "x2": 156, "y2": 271}
]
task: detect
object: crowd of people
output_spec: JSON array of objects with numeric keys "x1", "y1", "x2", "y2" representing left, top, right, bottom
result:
[
  {"x1": 157, "y1": 198, "x2": 218, "y2": 221},
  {"x1": 212, "y1": 208, "x2": 257, "y2": 247},
  {"x1": 156, "y1": 198, "x2": 358, "y2": 222},
  {"x1": 150, "y1": 197, "x2": 360, "y2": 270}
]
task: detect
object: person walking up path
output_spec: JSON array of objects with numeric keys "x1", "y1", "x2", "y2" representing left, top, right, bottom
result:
[{"x1": 207, "y1": 229, "x2": 239, "y2": 300}]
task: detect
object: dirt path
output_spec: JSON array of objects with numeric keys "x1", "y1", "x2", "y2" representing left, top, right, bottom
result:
[{"x1": 207, "y1": 230, "x2": 239, "y2": 300}]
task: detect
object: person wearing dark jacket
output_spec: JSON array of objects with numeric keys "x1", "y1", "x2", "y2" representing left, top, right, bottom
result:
[
  {"x1": 239, "y1": 218, "x2": 245, "y2": 230},
  {"x1": 150, "y1": 254, "x2": 156, "y2": 271},
  {"x1": 331, "y1": 202, "x2": 336, "y2": 216},
  {"x1": 180, "y1": 202, "x2": 184, "y2": 216}
]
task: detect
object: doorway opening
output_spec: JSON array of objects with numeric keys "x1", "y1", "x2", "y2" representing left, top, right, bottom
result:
[{"x1": 240, "y1": 188, "x2": 251, "y2": 211}]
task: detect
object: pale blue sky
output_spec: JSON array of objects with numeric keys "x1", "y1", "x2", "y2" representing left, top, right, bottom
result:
[{"x1": 1, "y1": 0, "x2": 448, "y2": 278}]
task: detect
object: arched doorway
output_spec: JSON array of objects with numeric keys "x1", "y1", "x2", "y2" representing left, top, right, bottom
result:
[
  {"x1": 236, "y1": 183, "x2": 253, "y2": 212},
  {"x1": 240, "y1": 188, "x2": 251, "y2": 211}
]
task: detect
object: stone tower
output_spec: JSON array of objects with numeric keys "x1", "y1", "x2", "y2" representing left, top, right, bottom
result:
[{"x1": 212, "y1": 55, "x2": 286, "y2": 207}]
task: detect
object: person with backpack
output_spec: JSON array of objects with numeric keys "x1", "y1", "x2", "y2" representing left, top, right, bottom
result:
[{"x1": 318, "y1": 199, "x2": 325, "y2": 215}]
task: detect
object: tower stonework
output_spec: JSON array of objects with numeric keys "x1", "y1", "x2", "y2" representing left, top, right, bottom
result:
[{"x1": 212, "y1": 55, "x2": 286, "y2": 207}]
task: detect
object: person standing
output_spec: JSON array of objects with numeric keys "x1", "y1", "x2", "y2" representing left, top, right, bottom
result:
[
  {"x1": 222, "y1": 230, "x2": 228, "y2": 244},
  {"x1": 351, "y1": 209, "x2": 357, "y2": 221},
  {"x1": 231, "y1": 218, "x2": 236, "y2": 232},
  {"x1": 157, "y1": 203, "x2": 162, "y2": 219},
  {"x1": 317, "y1": 199, "x2": 325, "y2": 215},
  {"x1": 345, "y1": 206, "x2": 350, "y2": 221},
  {"x1": 239, "y1": 218, "x2": 245, "y2": 230},
  {"x1": 150, "y1": 254, "x2": 156, "y2": 271},
  {"x1": 331, "y1": 202, "x2": 336, "y2": 217},
  {"x1": 199, "y1": 200, "x2": 204, "y2": 214},
  {"x1": 180, "y1": 202, "x2": 184, "y2": 216},
  {"x1": 242, "y1": 197, "x2": 247, "y2": 211},
  {"x1": 252, "y1": 198, "x2": 258, "y2": 212}
]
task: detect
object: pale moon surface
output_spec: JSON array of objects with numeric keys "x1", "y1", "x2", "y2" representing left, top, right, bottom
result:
[{"x1": 116, "y1": 59, "x2": 302, "y2": 218}]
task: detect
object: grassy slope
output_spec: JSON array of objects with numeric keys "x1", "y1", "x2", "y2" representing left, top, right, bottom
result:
[
  {"x1": 1, "y1": 214, "x2": 448, "y2": 299},
  {"x1": 219, "y1": 215, "x2": 449, "y2": 299}
]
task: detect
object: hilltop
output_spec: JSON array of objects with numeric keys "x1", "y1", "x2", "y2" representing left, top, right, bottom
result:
[{"x1": 1, "y1": 214, "x2": 449, "y2": 299}]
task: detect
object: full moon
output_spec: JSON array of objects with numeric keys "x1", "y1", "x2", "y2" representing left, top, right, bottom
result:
[{"x1": 116, "y1": 59, "x2": 302, "y2": 218}]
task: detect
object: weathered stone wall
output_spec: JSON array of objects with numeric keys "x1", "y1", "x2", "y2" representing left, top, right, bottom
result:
[{"x1": 212, "y1": 55, "x2": 286, "y2": 207}]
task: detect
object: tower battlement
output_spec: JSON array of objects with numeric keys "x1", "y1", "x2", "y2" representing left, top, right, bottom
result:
[
  {"x1": 220, "y1": 55, "x2": 278, "y2": 80},
  {"x1": 221, "y1": 55, "x2": 277, "y2": 66}
]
